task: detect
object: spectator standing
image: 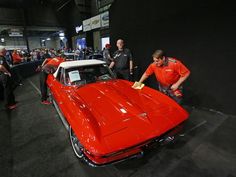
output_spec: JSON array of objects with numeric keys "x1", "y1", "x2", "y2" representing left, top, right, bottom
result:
[
  {"x1": 5, "y1": 50, "x2": 13, "y2": 66},
  {"x1": 0, "y1": 46, "x2": 17, "y2": 110},
  {"x1": 12, "y1": 50, "x2": 23, "y2": 65},
  {"x1": 31, "y1": 50, "x2": 38, "y2": 61},
  {"x1": 102, "y1": 43, "x2": 112, "y2": 65},
  {"x1": 109, "y1": 39, "x2": 134, "y2": 80},
  {"x1": 42, "y1": 49, "x2": 51, "y2": 60}
]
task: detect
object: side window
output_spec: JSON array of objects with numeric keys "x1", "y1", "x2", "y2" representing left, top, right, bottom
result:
[
  {"x1": 56, "y1": 67, "x2": 65, "y2": 84},
  {"x1": 60, "y1": 68, "x2": 66, "y2": 84},
  {"x1": 56, "y1": 68, "x2": 62, "y2": 81}
]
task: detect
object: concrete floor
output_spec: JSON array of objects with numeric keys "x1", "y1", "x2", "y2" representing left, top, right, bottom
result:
[{"x1": 1, "y1": 74, "x2": 236, "y2": 177}]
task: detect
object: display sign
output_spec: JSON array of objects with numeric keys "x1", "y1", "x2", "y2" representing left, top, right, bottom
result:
[
  {"x1": 9, "y1": 31, "x2": 23, "y2": 37},
  {"x1": 76, "y1": 38, "x2": 86, "y2": 49},
  {"x1": 91, "y1": 15, "x2": 101, "y2": 29},
  {"x1": 75, "y1": 25, "x2": 83, "y2": 33},
  {"x1": 9, "y1": 29, "x2": 23, "y2": 37},
  {"x1": 101, "y1": 11, "x2": 109, "y2": 27},
  {"x1": 82, "y1": 12, "x2": 109, "y2": 31},
  {"x1": 68, "y1": 70, "x2": 81, "y2": 82},
  {"x1": 83, "y1": 19, "x2": 91, "y2": 32},
  {"x1": 98, "y1": 4, "x2": 111, "y2": 13}
]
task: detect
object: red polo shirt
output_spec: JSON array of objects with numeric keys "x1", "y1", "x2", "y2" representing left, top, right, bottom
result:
[
  {"x1": 12, "y1": 53, "x2": 23, "y2": 64},
  {"x1": 44, "y1": 57, "x2": 64, "y2": 67},
  {"x1": 42, "y1": 57, "x2": 65, "y2": 73},
  {"x1": 145, "y1": 58, "x2": 190, "y2": 87}
]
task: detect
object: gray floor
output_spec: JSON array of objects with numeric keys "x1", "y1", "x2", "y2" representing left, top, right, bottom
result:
[{"x1": 1, "y1": 74, "x2": 236, "y2": 177}]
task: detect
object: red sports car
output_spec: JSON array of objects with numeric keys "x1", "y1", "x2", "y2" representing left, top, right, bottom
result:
[{"x1": 47, "y1": 59, "x2": 189, "y2": 166}]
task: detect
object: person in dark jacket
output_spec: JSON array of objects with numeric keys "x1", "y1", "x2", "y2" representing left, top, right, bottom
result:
[
  {"x1": 39, "y1": 57, "x2": 65, "y2": 105},
  {"x1": 102, "y1": 43, "x2": 112, "y2": 65},
  {"x1": 0, "y1": 46, "x2": 17, "y2": 110}
]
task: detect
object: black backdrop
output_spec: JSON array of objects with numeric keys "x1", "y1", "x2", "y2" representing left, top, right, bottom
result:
[{"x1": 109, "y1": 0, "x2": 236, "y2": 114}]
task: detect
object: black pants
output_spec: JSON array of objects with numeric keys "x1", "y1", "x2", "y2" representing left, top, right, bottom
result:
[
  {"x1": 11, "y1": 66, "x2": 22, "y2": 86},
  {"x1": 0, "y1": 74, "x2": 16, "y2": 107},
  {"x1": 39, "y1": 71, "x2": 48, "y2": 101},
  {"x1": 115, "y1": 69, "x2": 130, "y2": 81},
  {"x1": 159, "y1": 85, "x2": 183, "y2": 104}
]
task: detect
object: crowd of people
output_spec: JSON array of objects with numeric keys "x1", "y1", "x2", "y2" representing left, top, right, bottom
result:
[
  {"x1": 4, "y1": 47, "x2": 104, "y2": 66},
  {"x1": 4, "y1": 48, "x2": 66, "y2": 66}
]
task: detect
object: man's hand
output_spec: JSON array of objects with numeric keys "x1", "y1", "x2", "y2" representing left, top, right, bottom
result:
[
  {"x1": 35, "y1": 65, "x2": 42, "y2": 72},
  {"x1": 132, "y1": 81, "x2": 144, "y2": 89},
  {"x1": 5, "y1": 72, "x2": 11, "y2": 77},
  {"x1": 170, "y1": 83, "x2": 179, "y2": 91}
]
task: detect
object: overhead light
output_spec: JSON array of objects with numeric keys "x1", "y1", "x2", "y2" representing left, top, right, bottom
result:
[
  {"x1": 59, "y1": 32, "x2": 64, "y2": 37},
  {"x1": 42, "y1": 39, "x2": 45, "y2": 42},
  {"x1": 1, "y1": 38, "x2": 4, "y2": 42},
  {"x1": 46, "y1": 38, "x2": 51, "y2": 41},
  {"x1": 59, "y1": 37, "x2": 64, "y2": 40}
]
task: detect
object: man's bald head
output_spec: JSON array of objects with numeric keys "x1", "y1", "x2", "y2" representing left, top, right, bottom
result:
[{"x1": 116, "y1": 39, "x2": 124, "y2": 50}]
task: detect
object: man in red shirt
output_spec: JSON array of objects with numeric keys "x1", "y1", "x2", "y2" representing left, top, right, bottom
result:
[
  {"x1": 134, "y1": 50, "x2": 190, "y2": 104},
  {"x1": 12, "y1": 50, "x2": 23, "y2": 65},
  {"x1": 39, "y1": 57, "x2": 65, "y2": 104}
]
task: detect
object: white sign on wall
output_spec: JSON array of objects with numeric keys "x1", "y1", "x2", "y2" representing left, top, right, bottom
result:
[
  {"x1": 101, "y1": 11, "x2": 109, "y2": 27},
  {"x1": 83, "y1": 19, "x2": 91, "y2": 32},
  {"x1": 75, "y1": 25, "x2": 83, "y2": 33},
  {"x1": 91, "y1": 15, "x2": 101, "y2": 30}
]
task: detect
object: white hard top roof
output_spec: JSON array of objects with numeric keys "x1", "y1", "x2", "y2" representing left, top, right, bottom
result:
[
  {"x1": 60, "y1": 59, "x2": 105, "y2": 69},
  {"x1": 53, "y1": 59, "x2": 106, "y2": 77}
]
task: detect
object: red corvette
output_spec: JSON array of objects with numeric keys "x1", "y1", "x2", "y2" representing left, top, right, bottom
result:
[{"x1": 47, "y1": 59, "x2": 189, "y2": 166}]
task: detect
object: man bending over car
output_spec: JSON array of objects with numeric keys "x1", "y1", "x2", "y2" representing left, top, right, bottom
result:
[{"x1": 39, "y1": 56, "x2": 65, "y2": 105}]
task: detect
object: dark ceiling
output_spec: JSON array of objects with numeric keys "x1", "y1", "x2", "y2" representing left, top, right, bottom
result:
[
  {"x1": 0, "y1": 0, "x2": 79, "y2": 37},
  {"x1": 0, "y1": 0, "x2": 92, "y2": 43},
  {"x1": 0, "y1": 0, "x2": 59, "y2": 8},
  {"x1": 0, "y1": 0, "x2": 76, "y2": 12},
  {"x1": 0, "y1": 0, "x2": 48, "y2": 8}
]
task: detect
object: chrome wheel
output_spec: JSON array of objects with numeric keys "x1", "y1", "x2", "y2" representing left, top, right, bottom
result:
[{"x1": 70, "y1": 127, "x2": 84, "y2": 158}]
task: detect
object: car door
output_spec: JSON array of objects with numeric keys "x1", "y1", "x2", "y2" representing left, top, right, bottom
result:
[
  {"x1": 49, "y1": 67, "x2": 71, "y2": 112},
  {"x1": 48, "y1": 67, "x2": 75, "y2": 130}
]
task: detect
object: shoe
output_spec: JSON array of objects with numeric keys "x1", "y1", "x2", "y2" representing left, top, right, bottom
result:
[
  {"x1": 41, "y1": 100, "x2": 52, "y2": 105},
  {"x1": 8, "y1": 104, "x2": 17, "y2": 110}
]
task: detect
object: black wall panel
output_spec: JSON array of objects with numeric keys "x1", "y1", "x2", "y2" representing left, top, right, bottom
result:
[
  {"x1": 110, "y1": 0, "x2": 236, "y2": 114},
  {"x1": 0, "y1": 8, "x2": 24, "y2": 25},
  {"x1": 25, "y1": 7, "x2": 60, "y2": 27},
  {"x1": 0, "y1": 7, "x2": 60, "y2": 27}
]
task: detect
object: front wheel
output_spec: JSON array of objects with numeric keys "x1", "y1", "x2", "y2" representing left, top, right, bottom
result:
[{"x1": 69, "y1": 127, "x2": 84, "y2": 158}]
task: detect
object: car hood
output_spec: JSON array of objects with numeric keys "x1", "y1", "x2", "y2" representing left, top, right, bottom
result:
[{"x1": 72, "y1": 80, "x2": 188, "y2": 151}]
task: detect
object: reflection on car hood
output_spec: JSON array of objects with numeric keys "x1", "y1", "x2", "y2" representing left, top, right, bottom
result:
[{"x1": 73, "y1": 80, "x2": 188, "y2": 150}]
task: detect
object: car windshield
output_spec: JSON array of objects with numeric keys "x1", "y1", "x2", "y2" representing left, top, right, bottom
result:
[
  {"x1": 88, "y1": 54, "x2": 103, "y2": 59},
  {"x1": 65, "y1": 54, "x2": 74, "y2": 60},
  {"x1": 64, "y1": 64, "x2": 114, "y2": 86}
]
